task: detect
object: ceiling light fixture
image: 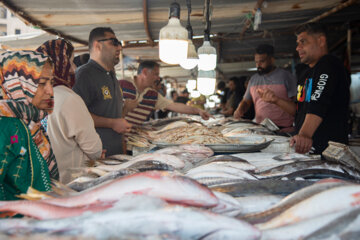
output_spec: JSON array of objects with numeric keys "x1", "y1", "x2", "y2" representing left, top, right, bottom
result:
[
  {"x1": 197, "y1": 70, "x2": 216, "y2": 96},
  {"x1": 159, "y1": 2, "x2": 188, "y2": 65},
  {"x1": 180, "y1": 0, "x2": 198, "y2": 70},
  {"x1": 197, "y1": 0, "x2": 217, "y2": 71}
]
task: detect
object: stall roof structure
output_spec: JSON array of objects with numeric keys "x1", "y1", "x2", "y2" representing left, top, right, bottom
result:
[{"x1": 0, "y1": 0, "x2": 359, "y2": 81}]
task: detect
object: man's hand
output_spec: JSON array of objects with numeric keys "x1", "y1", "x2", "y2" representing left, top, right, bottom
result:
[
  {"x1": 112, "y1": 118, "x2": 132, "y2": 133},
  {"x1": 233, "y1": 107, "x2": 244, "y2": 119},
  {"x1": 290, "y1": 134, "x2": 313, "y2": 154},
  {"x1": 257, "y1": 88, "x2": 278, "y2": 103},
  {"x1": 199, "y1": 109, "x2": 212, "y2": 120},
  {"x1": 101, "y1": 149, "x2": 107, "y2": 159}
]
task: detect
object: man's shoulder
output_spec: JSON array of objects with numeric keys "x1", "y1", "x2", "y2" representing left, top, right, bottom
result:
[{"x1": 316, "y1": 54, "x2": 343, "y2": 69}]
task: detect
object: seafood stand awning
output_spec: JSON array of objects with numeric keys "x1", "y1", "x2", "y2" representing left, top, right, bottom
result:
[
  {"x1": 1, "y1": 0, "x2": 360, "y2": 239},
  {"x1": 1, "y1": 0, "x2": 360, "y2": 81}
]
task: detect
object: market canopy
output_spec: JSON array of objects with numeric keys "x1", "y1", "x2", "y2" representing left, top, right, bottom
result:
[{"x1": 0, "y1": 0, "x2": 359, "y2": 81}]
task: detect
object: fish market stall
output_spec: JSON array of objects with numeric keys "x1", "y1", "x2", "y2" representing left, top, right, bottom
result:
[{"x1": 1, "y1": 117, "x2": 360, "y2": 239}]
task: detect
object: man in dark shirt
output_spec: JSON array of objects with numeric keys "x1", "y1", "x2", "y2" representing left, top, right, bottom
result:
[
  {"x1": 292, "y1": 23, "x2": 350, "y2": 154},
  {"x1": 73, "y1": 27, "x2": 132, "y2": 156},
  {"x1": 256, "y1": 23, "x2": 350, "y2": 154}
]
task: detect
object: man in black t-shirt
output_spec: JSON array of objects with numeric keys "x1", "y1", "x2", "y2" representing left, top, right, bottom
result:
[
  {"x1": 255, "y1": 23, "x2": 350, "y2": 154},
  {"x1": 292, "y1": 23, "x2": 350, "y2": 154}
]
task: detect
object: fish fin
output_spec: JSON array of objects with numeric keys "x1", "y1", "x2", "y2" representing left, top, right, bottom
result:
[
  {"x1": 50, "y1": 179, "x2": 77, "y2": 195},
  {"x1": 16, "y1": 187, "x2": 55, "y2": 200}
]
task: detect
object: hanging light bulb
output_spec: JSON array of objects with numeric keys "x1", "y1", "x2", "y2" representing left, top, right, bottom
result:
[
  {"x1": 186, "y1": 79, "x2": 197, "y2": 91},
  {"x1": 180, "y1": 40, "x2": 198, "y2": 69},
  {"x1": 197, "y1": 70, "x2": 216, "y2": 96},
  {"x1": 159, "y1": 2, "x2": 188, "y2": 65},
  {"x1": 197, "y1": 40, "x2": 217, "y2": 70},
  {"x1": 180, "y1": 0, "x2": 198, "y2": 70},
  {"x1": 198, "y1": 0, "x2": 217, "y2": 71}
]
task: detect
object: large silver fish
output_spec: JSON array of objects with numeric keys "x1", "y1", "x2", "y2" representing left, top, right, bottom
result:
[
  {"x1": 258, "y1": 184, "x2": 360, "y2": 230},
  {"x1": 0, "y1": 196, "x2": 261, "y2": 240},
  {"x1": 40, "y1": 171, "x2": 219, "y2": 208},
  {"x1": 241, "y1": 179, "x2": 348, "y2": 224},
  {"x1": 0, "y1": 200, "x2": 113, "y2": 220}
]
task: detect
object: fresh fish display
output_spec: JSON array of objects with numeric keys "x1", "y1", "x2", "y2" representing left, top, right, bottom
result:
[
  {"x1": 186, "y1": 161, "x2": 256, "y2": 176},
  {"x1": 127, "y1": 160, "x2": 174, "y2": 172},
  {"x1": 0, "y1": 196, "x2": 261, "y2": 240},
  {"x1": 67, "y1": 169, "x2": 138, "y2": 192},
  {"x1": 242, "y1": 179, "x2": 348, "y2": 224},
  {"x1": 258, "y1": 184, "x2": 360, "y2": 230},
  {"x1": 154, "y1": 144, "x2": 214, "y2": 165},
  {"x1": 256, "y1": 160, "x2": 360, "y2": 179},
  {"x1": 210, "y1": 191, "x2": 244, "y2": 217},
  {"x1": 305, "y1": 208, "x2": 360, "y2": 240},
  {"x1": 40, "y1": 171, "x2": 219, "y2": 208},
  {"x1": 273, "y1": 169, "x2": 357, "y2": 181},
  {"x1": 0, "y1": 200, "x2": 113, "y2": 220},
  {"x1": 187, "y1": 169, "x2": 257, "y2": 181},
  {"x1": 261, "y1": 208, "x2": 356, "y2": 240},
  {"x1": 151, "y1": 123, "x2": 241, "y2": 144},
  {"x1": 196, "y1": 154, "x2": 251, "y2": 167},
  {"x1": 235, "y1": 194, "x2": 284, "y2": 216},
  {"x1": 210, "y1": 179, "x2": 313, "y2": 197},
  {"x1": 120, "y1": 153, "x2": 186, "y2": 170}
]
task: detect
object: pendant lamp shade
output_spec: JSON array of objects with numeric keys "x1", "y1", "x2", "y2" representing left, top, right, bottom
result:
[
  {"x1": 197, "y1": 70, "x2": 216, "y2": 96},
  {"x1": 180, "y1": 40, "x2": 198, "y2": 69},
  {"x1": 197, "y1": 41, "x2": 217, "y2": 71},
  {"x1": 159, "y1": 3, "x2": 188, "y2": 65}
]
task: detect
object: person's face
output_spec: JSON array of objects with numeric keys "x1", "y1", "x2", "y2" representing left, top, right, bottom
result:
[
  {"x1": 296, "y1": 31, "x2": 323, "y2": 67},
  {"x1": 255, "y1": 53, "x2": 273, "y2": 75},
  {"x1": 228, "y1": 80, "x2": 235, "y2": 91},
  {"x1": 99, "y1": 32, "x2": 122, "y2": 67},
  {"x1": 144, "y1": 66, "x2": 160, "y2": 88},
  {"x1": 32, "y1": 62, "x2": 54, "y2": 110}
]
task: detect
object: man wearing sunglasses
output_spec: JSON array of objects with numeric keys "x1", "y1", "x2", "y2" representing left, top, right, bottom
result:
[{"x1": 73, "y1": 27, "x2": 132, "y2": 156}]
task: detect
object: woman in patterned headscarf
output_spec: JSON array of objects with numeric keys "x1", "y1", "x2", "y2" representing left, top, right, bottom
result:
[
  {"x1": 0, "y1": 50, "x2": 58, "y2": 200},
  {"x1": 37, "y1": 39, "x2": 102, "y2": 184}
]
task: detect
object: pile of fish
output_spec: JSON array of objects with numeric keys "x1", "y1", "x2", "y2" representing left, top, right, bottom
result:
[{"x1": 2, "y1": 116, "x2": 360, "y2": 239}]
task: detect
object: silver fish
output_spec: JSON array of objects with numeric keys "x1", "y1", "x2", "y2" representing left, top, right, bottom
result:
[
  {"x1": 258, "y1": 184, "x2": 360, "y2": 230},
  {"x1": 241, "y1": 178, "x2": 348, "y2": 224},
  {"x1": 0, "y1": 196, "x2": 261, "y2": 240},
  {"x1": 40, "y1": 171, "x2": 219, "y2": 208}
]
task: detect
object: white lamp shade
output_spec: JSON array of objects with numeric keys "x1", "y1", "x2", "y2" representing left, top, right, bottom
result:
[
  {"x1": 186, "y1": 79, "x2": 197, "y2": 91},
  {"x1": 180, "y1": 40, "x2": 198, "y2": 69},
  {"x1": 197, "y1": 70, "x2": 216, "y2": 96},
  {"x1": 197, "y1": 41, "x2": 217, "y2": 71},
  {"x1": 159, "y1": 18, "x2": 188, "y2": 65}
]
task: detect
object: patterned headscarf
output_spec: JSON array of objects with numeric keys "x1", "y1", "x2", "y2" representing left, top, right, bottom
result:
[
  {"x1": 0, "y1": 50, "x2": 59, "y2": 180},
  {"x1": 36, "y1": 39, "x2": 75, "y2": 88}
]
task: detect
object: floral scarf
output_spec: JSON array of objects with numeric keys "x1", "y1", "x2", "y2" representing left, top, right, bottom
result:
[
  {"x1": 36, "y1": 39, "x2": 75, "y2": 88},
  {"x1": 0, "y1": 50, "x2": 59, "y2": 180}
]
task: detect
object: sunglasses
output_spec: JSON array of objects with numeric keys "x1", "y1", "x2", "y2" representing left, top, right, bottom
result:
[{"x1": 97, "y1": 38, "x2": 122, "y2": 47}]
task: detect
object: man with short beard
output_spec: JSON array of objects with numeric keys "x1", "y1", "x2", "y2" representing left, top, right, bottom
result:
[
  {"x1": 73, "y1": 27, "x2": 132, "y2": 156},
  {"x1": 233, "y1": 44, "x2": 297, "y2": 131}
]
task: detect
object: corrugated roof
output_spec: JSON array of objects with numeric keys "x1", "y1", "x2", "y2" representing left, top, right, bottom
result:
[{"x1": 0, "y1": 0, "x2": 359, "y2": 81}]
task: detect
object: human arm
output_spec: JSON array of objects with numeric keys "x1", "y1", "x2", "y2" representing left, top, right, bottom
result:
[
  {"x1": 165, "y1": 102, "x2": 211, "y2": 120},
  {"x1": 90, "y1": 113, "x2": 132, "y2": 134},
  {"x1": 233, "y1": 99, "x2": 252, "y2": 119},
  {"x1": 290, "y1": 113, "x2": 323, "y2": 153},
  {"x1": 257, "y1": 88, "x2": 296, "y2": 116}
]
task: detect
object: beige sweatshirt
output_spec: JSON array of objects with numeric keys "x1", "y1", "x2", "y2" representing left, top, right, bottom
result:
[{"x1": 48, "y1": 85, "x2": 102, "y2": 184}]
